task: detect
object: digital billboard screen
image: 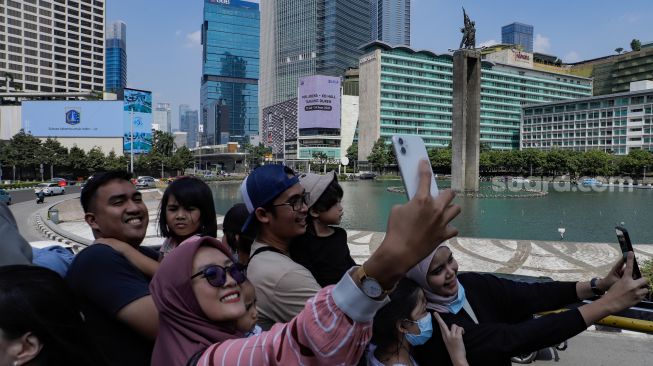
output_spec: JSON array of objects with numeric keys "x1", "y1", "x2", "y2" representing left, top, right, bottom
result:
[
  {"x1": 22, "y1": 101, "x2": 123, "y2": 137},
  {"x1": 123, "y1": 88, "x2": 153, "y2": 154},
  {"x1": 297, "y1": 75, "x2": 341, "y2": 130}
]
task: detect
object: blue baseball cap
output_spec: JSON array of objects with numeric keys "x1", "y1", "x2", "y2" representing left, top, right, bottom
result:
[{"x1": 240, "y1": 164, "x2": 299, "y2": 232}]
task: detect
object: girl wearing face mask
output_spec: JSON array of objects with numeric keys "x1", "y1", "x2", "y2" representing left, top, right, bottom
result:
[
  {"x1": 407, "y1": 245, "x2": 648, "y2": 366},
  {"x1": 368, "y1": 278, "x2": 468, "y2": 366}
]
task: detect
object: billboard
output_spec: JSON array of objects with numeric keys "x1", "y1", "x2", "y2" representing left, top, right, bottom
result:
[
  {"x1": 297, "y1": 75, "x2": 341, "y2": 130},
  {"x1": 22, "y1": 101, "x2": 123, "y2": 137},
  {"x1": 122, "y1": 88, "x2": 153, "y2": 154}
]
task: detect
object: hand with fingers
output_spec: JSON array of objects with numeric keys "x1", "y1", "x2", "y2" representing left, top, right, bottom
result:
[
  {"x1": 363, "y1": 160, "x2": 461, "y2": 290},
  {"x1": 579, "y1": 252, "x2": 650, "y2": 325},
  {"x1": 433, "y1": 312, "x2": 469, "y2": 366}
]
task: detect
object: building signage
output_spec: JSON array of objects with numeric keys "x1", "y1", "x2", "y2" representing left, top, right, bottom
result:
[
  {"x1": 514, "y1": 51, "x2": 531, "y2": 61},
  {"x1": 360, "y1": 53, "x2": 377, "y2": 65},
  {"x1": 297, "y1": 75, "x2": 341, "y2": 130},
  {"x1": 22, "y1": 101, "x2": 123, "y2": 137},
  {"x1": 122, "y1": 88, "x2": 153, "y2": 154}
]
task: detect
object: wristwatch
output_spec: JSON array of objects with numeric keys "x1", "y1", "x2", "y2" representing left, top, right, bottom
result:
[
  {"x1": 356, "y1": 265, "x2": 387, "y2": 300},
  {"x1": 590, "y1": 277, "x2": 605, "y2": 296}
]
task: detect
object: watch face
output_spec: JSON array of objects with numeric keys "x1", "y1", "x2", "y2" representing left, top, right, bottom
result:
[{"x1": 362, "y1": 278, "x2": 383, "y2": 298}]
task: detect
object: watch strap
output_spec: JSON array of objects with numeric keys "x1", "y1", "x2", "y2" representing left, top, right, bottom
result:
[{"x1": 590, "y1": 277, "x2": 605, "y2": 296}]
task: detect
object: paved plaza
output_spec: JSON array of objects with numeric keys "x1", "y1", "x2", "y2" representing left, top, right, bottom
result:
[{"x1": 35, "y1": 190, "x2": 653, "y2": 283}]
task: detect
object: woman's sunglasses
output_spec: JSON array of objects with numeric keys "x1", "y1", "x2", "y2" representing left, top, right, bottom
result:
[{"x1": 190, "y1": 263, "x2": 247, "y2": 288}]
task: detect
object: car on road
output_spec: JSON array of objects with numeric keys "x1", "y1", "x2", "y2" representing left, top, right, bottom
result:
[
  {"x1": 35, "y1": 182, "x2": 65, "y2": 196},
  {"x1": 50, "y1": 177, "x2": 68, "y2": 187},
  {"x1": 135, "y1": 176, "x2": 156, "y2": 188},
  {"x1": 0, "y1": 189, "x2": 12, "y2": 205}
]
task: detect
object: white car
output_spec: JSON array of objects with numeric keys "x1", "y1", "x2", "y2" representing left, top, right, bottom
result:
[
  {"x1": 35, "y1": 182, "x2": 65, "y2": 196},
  {"x1": 135, "y1": 176, "x2": 156, "y2": 188}
]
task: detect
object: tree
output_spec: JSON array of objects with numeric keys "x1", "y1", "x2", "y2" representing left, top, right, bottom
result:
[
  {"x1": 366, "y1": 138, "x2": 388, "y2": 173},
  {"x1": 105, "y1": 150, "x2": 128, "y2": 171},
  {"x1": 243, "y1": 143, "x2": 271, "y2": 168},
  {"x1": 428, "y1": 147, "x2": 452, "y2": 173},
  {"x1": 345, "y1": 143, "x2": 358, "y2": 168},
  {"x1": 631, "y1": 39, "x2": 641, "y2": 52},
  {"x1": 152, "y1": 130, "x2": 175, "y2": 157},
  {"x1": 615, "y1": 47, "x2": 624, "y2": 54},
  {"x1": 85, "y1": 147, "x2": 106, "y2": 174},
  {"x1": 520, "y1": 149, "x2": 545, "y2": 176},
  {"x1": 6, "y1": 130, "x2": 42, "y2": 179},
  {"x1": 67, "y1": 145, "x2": 87, "y2": 178},
  {"x1": 578, "y1": 150, "x2": 613, "y2": 177},
  {"x1": 40, "y1": 138, "x2": 68, "y2": 179},
  {"x1": 171, "y1": 146, "x2": 194, "y2": 174}
]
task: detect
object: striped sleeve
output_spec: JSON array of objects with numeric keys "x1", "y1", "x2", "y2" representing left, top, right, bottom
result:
[{"x1": 196, "y1": 268, "x2": 389, "y2": 366}]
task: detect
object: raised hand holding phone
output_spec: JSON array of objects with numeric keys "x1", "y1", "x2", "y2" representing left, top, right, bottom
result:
[
  {"x1": 392, "y1": 135, "x2": 438, "y2": 200},
  {"x1": 615, "y1": 226, "x2": 642, "y2": 280}
]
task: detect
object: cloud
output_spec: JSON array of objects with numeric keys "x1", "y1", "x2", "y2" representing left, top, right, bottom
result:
[
  {"x1": 478, "y1": 39, "x2": 498, "y2": 48},
  {"x1": 534, "y1": 34, "x2": 551, "y2": 53},
  {"x1": 564, "y1": 51, "x2": 581, "y2": 63},
  {"x1": 184, "y1": 30, "x2": 201, "y2": 48}
]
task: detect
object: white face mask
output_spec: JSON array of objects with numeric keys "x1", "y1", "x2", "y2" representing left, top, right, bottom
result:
[{"x1": 404, "y1": 313, "x2": 433, "y2": 346}]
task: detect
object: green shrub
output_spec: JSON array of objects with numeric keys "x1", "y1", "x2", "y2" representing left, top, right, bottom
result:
[{"x1": 641, "y1": 258, "x2": 653, "y2": 300}]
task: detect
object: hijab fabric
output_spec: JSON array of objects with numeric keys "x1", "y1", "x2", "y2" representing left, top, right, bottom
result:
[
  {"x1": 406, "y1": 244, "x2": 464, "y2": 314},
  {"x1": 150, "y1": 235, "x2": 243, "y2": 366}
]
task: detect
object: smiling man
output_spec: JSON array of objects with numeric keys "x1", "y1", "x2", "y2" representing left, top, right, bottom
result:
[
  {"x1": 66, "y1": 171, "x2": 158, "y2": 366},
  {"x1": 240, "y1": 164, "x2": 322, "y2": 329}
]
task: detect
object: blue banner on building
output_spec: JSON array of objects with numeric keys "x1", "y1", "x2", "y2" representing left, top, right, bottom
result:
[{"x1": 123, "y1": 88, "x2": 153, "y2": 154}]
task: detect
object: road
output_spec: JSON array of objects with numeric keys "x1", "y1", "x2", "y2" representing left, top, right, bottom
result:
[{"x1": 8, "y1": 186, "x2": 81, "y2": 242}]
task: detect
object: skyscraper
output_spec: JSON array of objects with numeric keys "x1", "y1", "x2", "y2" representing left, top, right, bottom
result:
[
  {"x1": 153, "y1": 103, "x2": 172, "y2": 133},
  {"x1": 501, "y1": 22, "x2": 534, "y2": 52},
  {"x1": 180, "y1": 105, "x2": 199, "y2": 148},
  {"x1": 105, "y1": 21, "x2": 127, "y2": 93},
  {"x1": 0, "y1": 0, "x2": 106, "y2": 93},
  {"x1": 259, "y1": 0, "x2": 370, "y2": 115},
  {"x1": 370, "y1": 0, "x2": 410, "y2": 46},
  {"x1": 201, "y1": 0, "x2": 259, "y2": 145}
]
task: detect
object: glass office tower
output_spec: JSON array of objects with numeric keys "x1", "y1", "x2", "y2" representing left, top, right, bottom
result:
[
  {"x1": 201, "y1": 0, "x2": 260, "y2": 145},
  {"x1": 105, "y1": 21, "x2": 127, "y2": 93},
  {"x1": 502, "y1": 22, "x2": 534, "y2": 53},
  {"x1": 370, "y1": 0, "x2": 410, "y2": 46}
]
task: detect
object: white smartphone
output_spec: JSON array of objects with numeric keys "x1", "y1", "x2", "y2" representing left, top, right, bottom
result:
[{"x1": 391, "y1": 135, "x2": 439, "y2": 200}]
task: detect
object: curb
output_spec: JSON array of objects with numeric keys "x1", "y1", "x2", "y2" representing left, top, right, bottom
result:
[{"x1": 35, "y1": 197, "x2": 91, "y2": 253}]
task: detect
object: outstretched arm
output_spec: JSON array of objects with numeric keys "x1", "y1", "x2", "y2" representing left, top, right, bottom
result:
[{"x1": 94, "y1": 238, "x2": 160, "y2": 278}]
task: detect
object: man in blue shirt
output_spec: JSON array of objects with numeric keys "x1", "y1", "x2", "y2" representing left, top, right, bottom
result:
[{"x1": 66, "y1": 171, "x2": 158, "y2": 366}]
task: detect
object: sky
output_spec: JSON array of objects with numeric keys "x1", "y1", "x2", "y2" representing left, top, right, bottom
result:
[{"x1": 106, "y1": 0, "x2": 652, "y2": 130}]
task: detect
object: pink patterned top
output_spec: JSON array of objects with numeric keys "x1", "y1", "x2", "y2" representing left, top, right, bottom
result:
[{"x1": 194, "y1": 270, "x2": 389, "y2": 366}]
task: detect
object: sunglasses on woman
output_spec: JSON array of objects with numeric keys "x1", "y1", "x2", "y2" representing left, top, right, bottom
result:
[{"x1": 190, "y1": 263, "x2": 247, "y2": 287}]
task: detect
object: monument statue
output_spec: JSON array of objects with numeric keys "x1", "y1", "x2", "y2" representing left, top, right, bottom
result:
[{"x1": 459, "y1": 7, "x2": 476, "y2": 50}]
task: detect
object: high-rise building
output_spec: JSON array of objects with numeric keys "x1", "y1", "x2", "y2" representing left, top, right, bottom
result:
[
  {"x1": 153, "y1": 103, "x2": 172, "y2": 133},
  {"x1": 179, "y1": 105, "x2": 199, "y2": 148},
  {"x1": 0, "y1": 0, "x2": 106, "y2": 93},
  {"x1": 357, "y1": 42, "x2": 593, "y2": 160},
  {"x1": 259, "y1": 0, "x2": 370, "y2": 119},
  {"x1": 370, "y1": 0, "x2": 410, "y2": 46},
  {"x1": 105, "y1": 21, "x2": 127, "y2": 93},
  {"x1": 522, "y1": 81, "x2": 653, "y2": 155},
  {"x1": 201, "y1": 0, "x2": 259, "y2": 145},
  {"x1": 502, "y1": 22, "x2": 534, "y2": 53}
]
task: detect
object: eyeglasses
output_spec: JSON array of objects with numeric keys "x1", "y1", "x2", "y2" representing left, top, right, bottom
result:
[
  {"x1": 190, "y1": 263, "x2": 247, "y2": 288},
  {"x1": 271, "y1": 192, "x2": 310, "y2": 212}
]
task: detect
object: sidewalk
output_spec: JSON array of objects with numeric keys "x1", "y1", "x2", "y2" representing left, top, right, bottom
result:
[{"x1": 38, "y1": 191, "x2": 653, "y2": 282}]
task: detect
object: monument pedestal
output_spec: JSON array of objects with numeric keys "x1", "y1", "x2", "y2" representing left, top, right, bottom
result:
[{"x1": 451, "y1": 49, "x2": 481, "y2": 193}]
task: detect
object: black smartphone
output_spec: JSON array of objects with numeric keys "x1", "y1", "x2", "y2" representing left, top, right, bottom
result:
[{"x1": 615, "y1": 226, "x2": 642, "y2": 280}]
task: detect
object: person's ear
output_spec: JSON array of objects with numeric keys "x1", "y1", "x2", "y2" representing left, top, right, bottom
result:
[
  {"x1": 14, "y1": 332, "x2": 43, "y2": 365},
  {"x1": 396, "y1": 319, "x2": 409, "y2": 335},
  {"x1": 309, "y1": 208, "x2": 320, "y2": 218},
  {"x1": 254, "y1": 207, "x2": 270, "y2": 224},
  {"x1": 84, "y1": 212, "x2": 100, "y2": 231}
]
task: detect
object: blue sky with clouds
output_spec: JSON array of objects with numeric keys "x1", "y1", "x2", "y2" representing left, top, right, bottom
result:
[{"x1": 107, "y1": 0, "x2": 652, "y2": 129}]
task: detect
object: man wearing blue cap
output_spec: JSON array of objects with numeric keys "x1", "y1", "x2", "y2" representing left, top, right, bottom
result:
[{"x1": 240, "y1": 164, "x2": 321, "y2": 329}]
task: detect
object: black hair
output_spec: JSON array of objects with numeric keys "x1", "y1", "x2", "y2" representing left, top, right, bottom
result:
[
  {"x1": 80, "y1": 170, "x2": 132, "y2": 213},
  {"x1": 0, "y1": 265, "x2": 108, "y2": 366},
  {"x1": 371, "y1": 278, "x2": 422, "y2": 352},
  {"x1": 222, "y1": 203, "x2": 255, "y2": 256},
  {"x1": 306, "y1": 177, "x2": 343, "y2": 234},
  {"x1": 158, "y1": 176, "x2": 218, "y2": 239}
]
